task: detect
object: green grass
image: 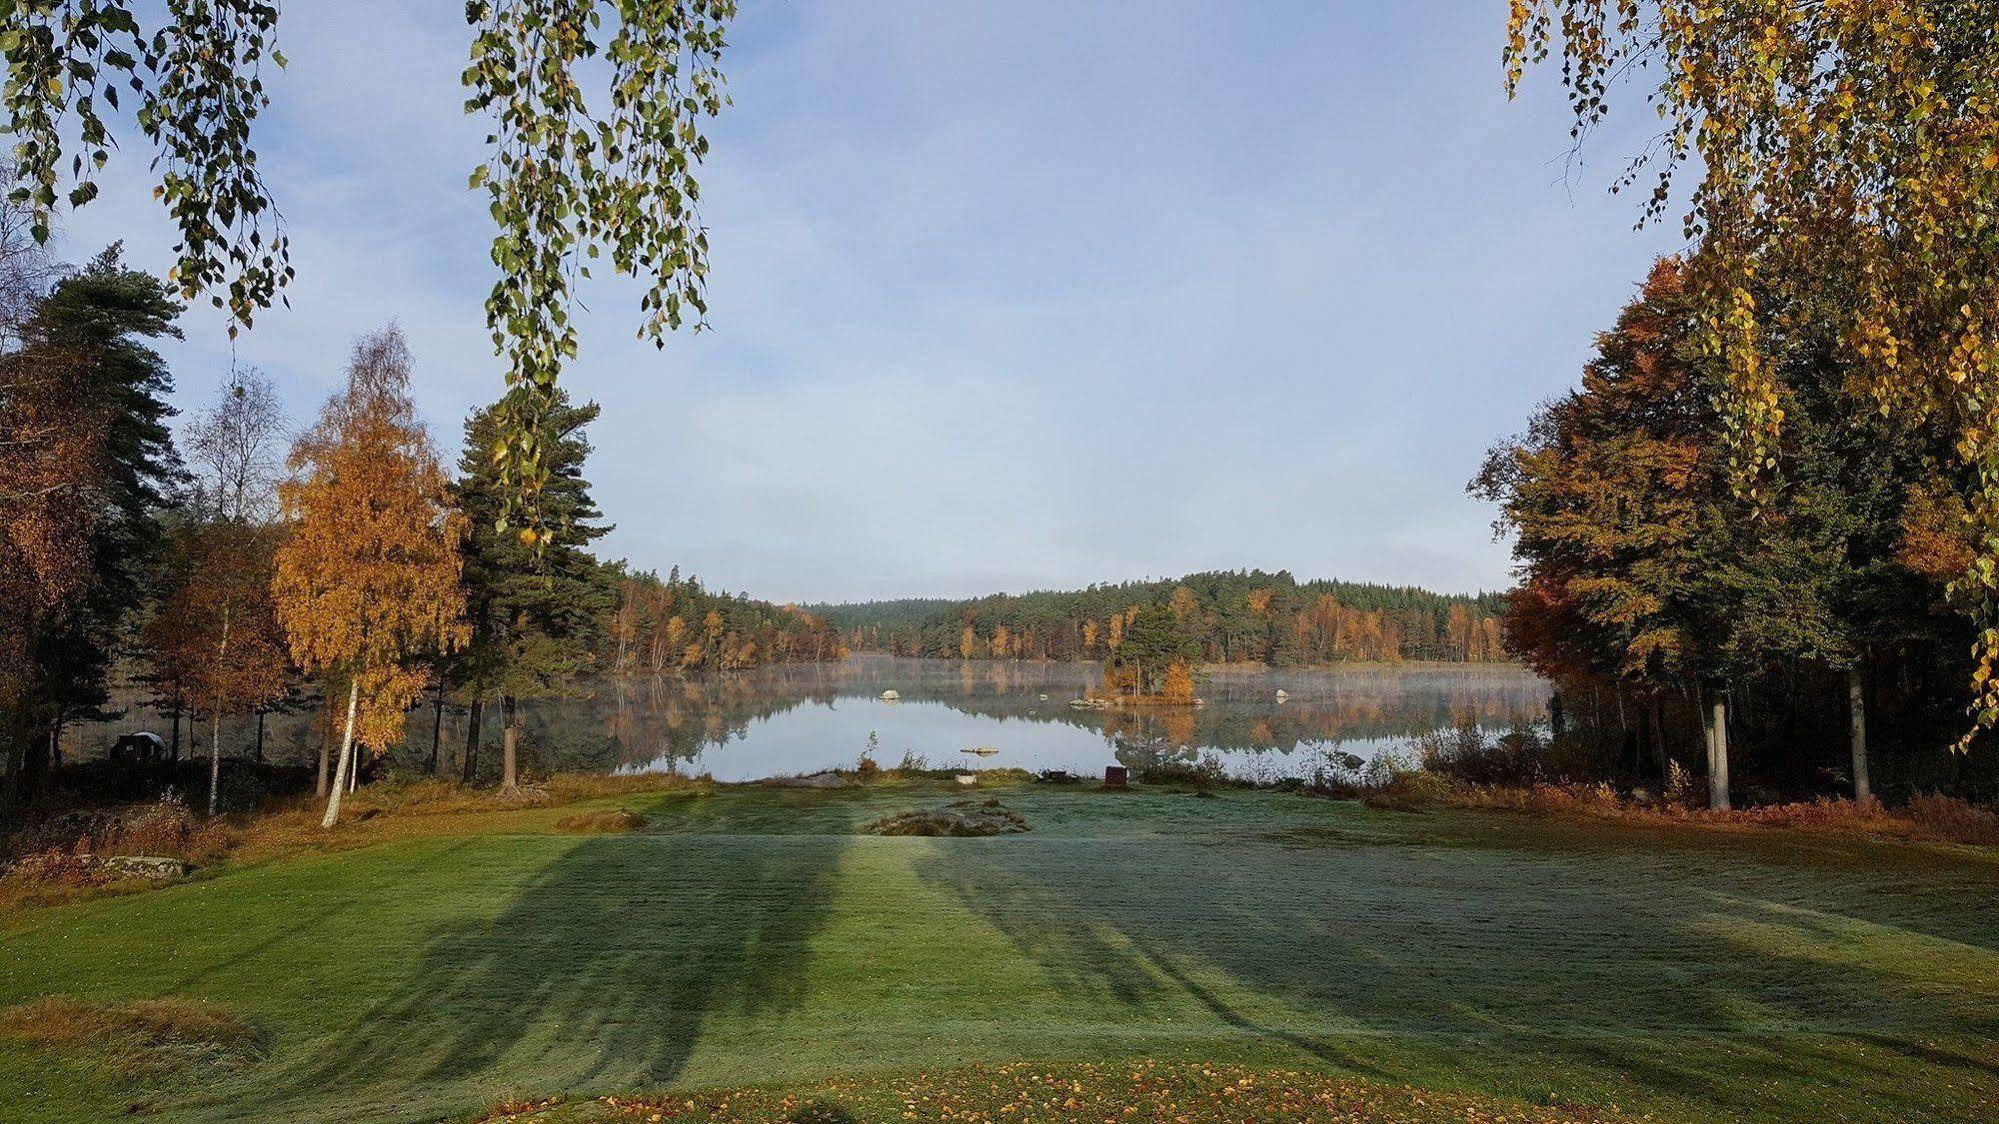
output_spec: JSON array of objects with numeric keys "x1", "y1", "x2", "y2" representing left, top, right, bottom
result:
[{"x1": 2, "y1": 783, "x2": 1995, "y2": 1122}]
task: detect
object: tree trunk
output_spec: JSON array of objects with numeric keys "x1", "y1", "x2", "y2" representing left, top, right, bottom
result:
[
  {"x1": 429, "y1": 673, "x2": 445, "y2": 775},
  {"x1": 255, "y1": 709, "x2": 266, "y2": 764},
  {"x1": 315, "y1": 722, "x2": 331, "y2": 797},
  {"x1": 17, "y1": 713, "x2": 52, "y2": 797},
  {"x1": 3, "y1": 717, "x2": 22, "y2": 807},
  {"x1": 209, "y1": 606, "x2": 232, "y2": 816},
  {"x1": 208, "y1": 714, "x2": 222, "y2": 817},
  {"x1": 170, "y1": 703, "x2": 182, "y2": 761},
  {"x1": 1649, "y1": 700, "x2": 1669, "y2": 779},
  {"x1": 1849, "y1": 664, "x2": 1871, "y2": 803},
  {"x1": 462, "y1": 695, "x2": 482, "y2": 784},
  {"x1": 3, "y1": 747, "x2": 19, "y2": 809},
  {"x1": 1707, "y1": 692, "x2": 1731, "y2": 811},
  {"x1": 321, "y1": 679, "x2": 360, "y2": 829},
  {"x1": 501, "y1": 694, "x2": 519, "y2": 793}
]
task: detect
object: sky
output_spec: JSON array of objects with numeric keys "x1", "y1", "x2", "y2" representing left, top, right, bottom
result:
[{"x1": 58, "y1": 2, "x2": 1682, "y2": 604}]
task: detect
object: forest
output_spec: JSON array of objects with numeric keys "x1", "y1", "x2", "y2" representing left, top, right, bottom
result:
[
  {"x1": 0, "y1": 231, "x2": 836, "y2": 823},
  {"x1": 1473, "y1": 257, "x2": 1992, "y2": 803},
  {"x1": 606, "y1": 567, "x2": 844, "y2": 676},
  {"x1": 818, "y1": 571, "x2": 1508, "y2": 666}
]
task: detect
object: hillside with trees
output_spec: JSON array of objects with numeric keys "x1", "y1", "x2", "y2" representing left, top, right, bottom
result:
[
  {"x1": 606, "y1": 567, "x2": 845, "y2": 677},
  {"x1": 816, "y1": 572, "x2": 1508, "y2": 666}
]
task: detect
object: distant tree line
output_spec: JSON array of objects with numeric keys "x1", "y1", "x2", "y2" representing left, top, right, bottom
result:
[
  {"x1": 817, "y1": 571, "x2": 1508, "y2": 666},
  {"x1": 606, "y1": 567, "x2": 844, "y2": 677}
]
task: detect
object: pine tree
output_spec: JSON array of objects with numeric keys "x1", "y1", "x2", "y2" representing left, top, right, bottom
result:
[
  {"x1": 454, "y1": 391, "x2": 615, "y2": 791},
  {"x1": 1, "y1": 246, "x2": 183, "y2": 804}
]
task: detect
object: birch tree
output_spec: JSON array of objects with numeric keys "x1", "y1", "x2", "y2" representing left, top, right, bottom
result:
[
  {"x1": 145, "y1": 520, "x2": 291, "y2": 815},
  {"x1": 272, "y1": 326, "x2": 466, "y2": 827}
]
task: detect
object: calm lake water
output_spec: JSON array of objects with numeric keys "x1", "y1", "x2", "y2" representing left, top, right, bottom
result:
[
  {"x1": 69, "y1": 655, "x2": 1548, "y2": 784},
  {"x1": 489, "y1": 655, "x2": 1545, "y2": 783}
]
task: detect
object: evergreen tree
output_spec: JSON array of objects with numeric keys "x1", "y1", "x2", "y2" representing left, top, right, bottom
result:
[
  {"x1": 0, "y1": 246, "x2": 183, "y2": 804},
  {"x1": 1109, "y1": 605, "x2": 1197, "y2": 696},
  {"x1": 455, "y1": 392, "x2": 616, "y2": 790}
]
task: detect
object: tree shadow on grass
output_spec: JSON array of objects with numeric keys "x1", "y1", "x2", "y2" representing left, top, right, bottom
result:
[
  {"x1": 263, "y1": 830, "x2": 849, "y2": 1113},
  {"x1": 917, "y1": 831, "x2": 1999, "y2": 1120},
  {"x1": 167, "y1": 841, "x2": 478, "y2": 996}
]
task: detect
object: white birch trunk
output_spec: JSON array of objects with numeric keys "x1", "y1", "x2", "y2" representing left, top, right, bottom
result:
[
  {"x1": 1708, "y1": 694, "x2": 1731, "y2": 812},
  {"x1": 208, "y1": 716, "x2": 222, "y2": 817},
  {"x1": 321, "y1": 678, "x2": 360, "y2": 828},
  {"x1": 207, "y1": 606, "x2": 232, "y2": 818}
]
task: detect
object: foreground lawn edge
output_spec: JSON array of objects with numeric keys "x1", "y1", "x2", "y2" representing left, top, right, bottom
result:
[{"x1": 477, "y1": 1061, "x2": 1634, "y2": 1123}]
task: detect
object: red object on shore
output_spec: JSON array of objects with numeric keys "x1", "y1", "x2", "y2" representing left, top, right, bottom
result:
[{"x1": 1104, "y1": 765, "x2": 1128, "y2": 789}]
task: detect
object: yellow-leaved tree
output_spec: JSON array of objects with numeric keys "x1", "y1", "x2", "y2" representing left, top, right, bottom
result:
[
  {"x1": 1506, "y1": 1, "x2": 1999, "y2": 737},
  {"x1": 273, "y1": 326, "x2": 468, "y2": 827}
]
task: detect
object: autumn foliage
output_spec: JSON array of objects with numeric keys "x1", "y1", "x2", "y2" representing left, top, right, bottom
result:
[
  {"x1": 146, "y1": 523, "x2": 291, "y2": 734},
  {"x1": 273, "y1": 327, "x2": 466, "y2": 819},
  {"x1": 1507, "y1": 1, "x2": 1999, "y2": 734},
  {"x1": 832, "y1": 571, "x2": 1506, "y2": 666},
  {"x1": 607, "y1": 568, "x2": 844, "y2": 675}
]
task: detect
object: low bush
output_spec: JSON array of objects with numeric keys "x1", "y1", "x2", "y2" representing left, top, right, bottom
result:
[
  {"x1": 1446, "y1": 781, "x2": 1999, "y2": 846},
  {"x1": 1131, "y1": 757, "x2": 1228, "y2": 788},
  {"x1": 45, "y1": 758, "x2": 312, "y2": 813},
  {"x1": 545, "y1": 772, "x2": 711, "y2": 803},
  {"x1": 1361, "y1": 767, "x2": 1451, "y2": 812},
  {"x1": 340, "y1": 772, "x2": 711, "y2": 819},
  {"x1": 554, "y1": 808, "x2": 648, "y2": 833},
  {"x1": 868, "y1": 800, "x2": 1029, "y2": 837},
  {"x1": 2, "y1": 792, "x2": 231, "y2": 867},
  {"x1": 1415, "y1": 721, "x2": 1556, "y2": 788},
  {"x1": 342, "y1": 777, "x2": 550, "y2": 817},
  {"x1": 0, "y1": 995, "x2": 263, "y2": 1075}
]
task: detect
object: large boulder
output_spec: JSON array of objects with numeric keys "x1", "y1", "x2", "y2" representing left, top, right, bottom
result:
[
  {"x1": 0, "y1": 852, "x2": 189, "y2": 885},
  {"x1": 101, "y1": 855, "x2": 190, "y2": 880}
]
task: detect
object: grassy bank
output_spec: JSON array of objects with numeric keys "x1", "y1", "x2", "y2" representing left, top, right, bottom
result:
[{"x1": 2, "y1": 781, "x2": 1995, "y2": 1122}]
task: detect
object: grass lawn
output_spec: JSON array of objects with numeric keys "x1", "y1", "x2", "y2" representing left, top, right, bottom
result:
[{"x1": 2, "y1": 782, "x2": 1995, "y2": 1122}]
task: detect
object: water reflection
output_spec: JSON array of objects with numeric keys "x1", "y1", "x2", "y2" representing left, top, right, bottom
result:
[
  {"x1": 507, "y1": 655, "x2": 1546, "y2": 782},
  {"x1": 59, "y1": 656, "x2": 1547, "y2": 784}
]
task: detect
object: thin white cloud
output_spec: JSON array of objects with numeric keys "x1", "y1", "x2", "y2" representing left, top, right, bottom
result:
[{"x1": 53, "y1": 1, "x2": 1677, "y2": 603}]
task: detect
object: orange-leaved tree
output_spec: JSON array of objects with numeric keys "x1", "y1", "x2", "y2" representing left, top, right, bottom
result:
[
  {"x1": 145, "y1": 520, "x2": 293, "y2": 816},
  {"x1": 273, "y1": 327, "x2": 468, "y2": 827},
  {"x1": 1506, "y1": 1, "x2": 1999, "y2": 738}
]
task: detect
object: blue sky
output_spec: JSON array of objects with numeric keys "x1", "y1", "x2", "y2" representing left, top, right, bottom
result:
[{"x1": 59, "y1": 2, "x2": 1681, "y2": 603}]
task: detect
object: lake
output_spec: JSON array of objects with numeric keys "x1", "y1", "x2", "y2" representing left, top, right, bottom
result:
[
  {"x1": 479, "y1": 655, "x2": 1547, "y2": 783},
  {"x1": 65, "y1": 656, "x2": 1548, "y2": 784}
]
